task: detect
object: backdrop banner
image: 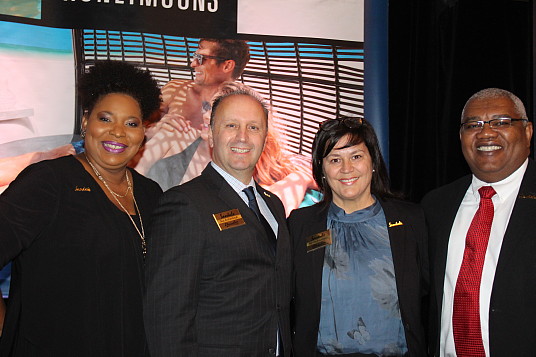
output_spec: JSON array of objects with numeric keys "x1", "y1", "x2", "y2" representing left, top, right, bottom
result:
[
  {"x1": 0, "y1": 0, "x2": 237, "y2": 38},
  {"x1": 0, "y1": 0, "x2": 368, "y2": 299}
]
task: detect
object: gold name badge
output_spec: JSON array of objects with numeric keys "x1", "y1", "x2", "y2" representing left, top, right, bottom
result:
[
  {"x1": 213, "y1": 209, "x2": 246, "y2": 231},
  {"x1": 306, "y1": 230, "x2": 332, "y2": 253}
]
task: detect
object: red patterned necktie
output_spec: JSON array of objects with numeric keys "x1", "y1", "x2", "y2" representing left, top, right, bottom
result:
[{"x1": 453, "y1": 186, "x2": 496, "y2": 356}]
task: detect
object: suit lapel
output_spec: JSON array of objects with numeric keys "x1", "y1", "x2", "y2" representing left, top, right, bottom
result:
[
  {"x1": 204, "y1": 165, "x2": 259, "y2": 219},
  {"x1": 305, "y1": 206, "x2": 329, "y2": 314},
  {"x1": 381, "y1": 199, "x2": 408, "y2": 292},
  {"x1": 256, "y1": 184, "x2": 286, "y2": 253},
  {"x1": 256, "y1": 183, "x2": 284, "y2": 231},
  {"x1": 201, "y1": 165, "x2": 279, "y2": 254},
  {"x1": 312, "y1": 247, "x2": 326, "y2": 310},
  {"x1": 494, "y1": 160, "x2": 536, "y2": 287},
  {"x1": 200, "y1": 165, "x2": 263, "y2": 230}
]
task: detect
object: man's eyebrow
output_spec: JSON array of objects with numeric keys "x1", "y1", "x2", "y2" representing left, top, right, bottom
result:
[
  {"x1": 463, "y1": 114, "x2": 513, "y2": 121},
  {"x1": 463, "y1": 116, "x2": 480, "y2": 121}
]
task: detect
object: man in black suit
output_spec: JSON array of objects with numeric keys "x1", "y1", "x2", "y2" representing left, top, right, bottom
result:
[
  {"x1": 422, "y1": 88, "x2": 535, "y2": 356},
  {"x1": 144, "y1": 87, "x2": 292, "y2": 357}
]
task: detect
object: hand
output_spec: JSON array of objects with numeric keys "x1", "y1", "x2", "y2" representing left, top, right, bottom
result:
[{"x1": 145, "y1": 113, "x2": 191, "y2": 140}]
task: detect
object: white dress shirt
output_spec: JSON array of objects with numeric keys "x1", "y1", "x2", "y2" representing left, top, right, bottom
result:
[
  {"x1": 210, "y1": 162, "x2": 278, "y2": 235},
  {"x1": 440, "y1": 159, "x2": 528, "y2": 357}
]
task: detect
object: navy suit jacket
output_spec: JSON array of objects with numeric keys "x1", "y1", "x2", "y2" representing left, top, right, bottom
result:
[
  {"x1": 421, "y1": 159, "x2": 536, "y2": 356},
  {"x1": 144, "y1": 164, "x2": 292, "y2": 357},
  {"x1": 288, "y1": 197, "x2": 429, "y2": 356}
]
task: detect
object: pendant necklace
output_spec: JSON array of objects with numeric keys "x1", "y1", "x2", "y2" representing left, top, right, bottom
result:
[{"x1": 85, "y1": 153, "x2": 146, "y2": 258}]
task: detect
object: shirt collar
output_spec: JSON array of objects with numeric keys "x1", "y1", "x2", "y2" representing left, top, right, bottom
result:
[
  {"x1": 210, "y1": 162, "x2": 256, "y2": 195},
  {"x1": 470, "y1": 158, "x2": 528, "y2": 202}
]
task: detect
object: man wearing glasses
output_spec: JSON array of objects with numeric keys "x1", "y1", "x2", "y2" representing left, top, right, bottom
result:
[
  {"x1": 422, "y1": 88, "x2": 535, "y2": 356},
  {"x1": 135, "y1": 39, "x2": 251, "y2": 189}
]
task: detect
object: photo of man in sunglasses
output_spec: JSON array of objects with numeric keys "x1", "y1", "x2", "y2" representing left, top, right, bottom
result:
[{"x1": 134, "y1": 39, "x2": 252, "y2": 189}]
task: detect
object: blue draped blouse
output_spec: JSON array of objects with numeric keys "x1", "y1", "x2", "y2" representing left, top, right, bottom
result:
[{"x1": 317, "y1": 200, "x2": 408, "y2": 356}]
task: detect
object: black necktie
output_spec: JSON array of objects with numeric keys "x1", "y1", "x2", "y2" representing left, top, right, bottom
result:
[
  {"x1": 243, "y1": 186, "x2": 281, "y2": 354},
  {"x1": 243, "y1": 186, "x2": 277, "y2": 252}
]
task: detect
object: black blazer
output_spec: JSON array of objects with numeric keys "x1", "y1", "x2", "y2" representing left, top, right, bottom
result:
[
  {"x1": 288, "y1": 197, "x2": 429, "y2": 357},
  {"x1": 421, "y1": 159, "x2": 536, "y2": 356},
  {"x1": 144, "y1": 164, "x2": 292, "y2": 357},
  {"x1": 0, "y1": 156, "x2": 162, "y2": 357}
]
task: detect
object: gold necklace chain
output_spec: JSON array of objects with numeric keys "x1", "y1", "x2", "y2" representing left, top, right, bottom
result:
[
  {"x1": 84, "y1": 154, "x2": 146, "y2": 257},
  {"x1": 85, "y1": 155, "x2": 131, "y2": 198}
]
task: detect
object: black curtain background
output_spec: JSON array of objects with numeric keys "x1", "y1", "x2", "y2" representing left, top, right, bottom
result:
[{"x1": 388, "y1": 0, "x2": 533, "y2": 202}]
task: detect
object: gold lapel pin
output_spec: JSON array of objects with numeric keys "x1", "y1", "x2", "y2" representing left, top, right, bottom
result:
[
  {"x1": 519, "y1": 194, "x2": 536, "y2": 200},
  {"x1": 74, "y1": 186, "x2": 91, "y2": 192},
  {"x1": 388, "y1": 221, "x2": 403, "y2": 228}
]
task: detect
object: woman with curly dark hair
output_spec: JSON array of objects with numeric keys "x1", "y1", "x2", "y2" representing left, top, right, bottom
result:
[{"x1": 0, "y1": 60, "x2": 162, "y2": 356}]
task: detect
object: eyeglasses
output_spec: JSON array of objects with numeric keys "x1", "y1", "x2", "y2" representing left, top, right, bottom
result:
[
  {"x1": 319, "y1": 117, "x2": 364, "y2": 131},
  {"x1": 460, "y1": 117, "x2": 528, "y2": 132},
  {"x1": 191, "y1": 53, "x2": 229, "y2": 65}
]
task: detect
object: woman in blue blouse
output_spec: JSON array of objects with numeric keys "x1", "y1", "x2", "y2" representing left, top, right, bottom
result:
[{"x1": 288, "y1": 117, "x2": 428, "y2": 356}]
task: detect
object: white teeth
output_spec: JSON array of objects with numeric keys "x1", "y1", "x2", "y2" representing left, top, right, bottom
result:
[
  {"x1": 340, "y1": 177, "x2": 358, "y2": 183},
  {"x1": 231, "y1": 148, "x2": 250, "y2": 153},
  {"x1": 477, "y1": 145, "x2": 502, "y2": 152},
  {"x1": 104, "y1": 143, "x2": 124, "y2": 150}
]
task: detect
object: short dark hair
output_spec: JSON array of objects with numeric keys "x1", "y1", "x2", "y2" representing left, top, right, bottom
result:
[
  {"x1": 200, "y1": 39, "x2": 250, "y2": 79},
  {"x1": 78, "y1": 60, "x2": 161, "y2": 121},
  {"x1": 210, "y1": 87, "x2": 268, "y2": 128},
  {"x1": 462, "y1": 87, "x2": 528, "y2": 121},
  {"x1": 311, "y1": 116, "x2": 394, "y2": 206}
]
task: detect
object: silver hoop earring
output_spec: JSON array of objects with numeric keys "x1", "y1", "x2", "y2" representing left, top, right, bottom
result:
[{"x1": 81, "y1": 130, "x2": 86, "y2": 139}]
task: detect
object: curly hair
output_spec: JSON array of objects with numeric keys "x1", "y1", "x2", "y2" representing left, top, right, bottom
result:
[{"x1": 78, "y1": 60, "x2": 161, "y2": 121}]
